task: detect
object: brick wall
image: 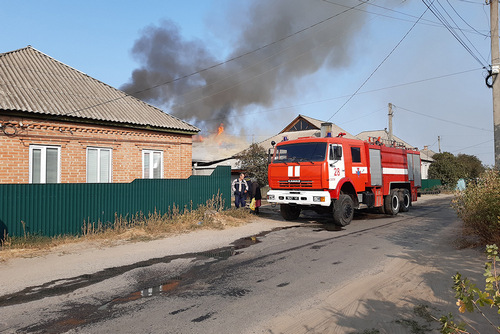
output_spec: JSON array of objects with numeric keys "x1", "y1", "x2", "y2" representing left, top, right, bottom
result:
[{"x1": 0, "y1": 115, "x2": 194, "y2": 184}]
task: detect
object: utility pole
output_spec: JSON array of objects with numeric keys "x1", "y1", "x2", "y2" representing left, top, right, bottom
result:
[
  {"x1": 388, "y1": 103, "x2": 393, "y2": 146},
  {"x1": 490, "y1": 0, "x2": 500, "y2": 169},
  {"x1": 438, "y1": 136, "x2": 441, "y2": 153}
]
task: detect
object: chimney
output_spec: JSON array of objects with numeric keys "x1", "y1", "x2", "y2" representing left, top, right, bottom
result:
[{"x1": 321, "y1": 122, "x2": 332, "y2": 137}]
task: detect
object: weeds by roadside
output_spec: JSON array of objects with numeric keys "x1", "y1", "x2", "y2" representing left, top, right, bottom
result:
[
  {"x1": 452, "y1": 169, "x2": 500, "y2": 246},
  {"x1": 0, "y1": 194, "x2": 253, "y2": 261}
]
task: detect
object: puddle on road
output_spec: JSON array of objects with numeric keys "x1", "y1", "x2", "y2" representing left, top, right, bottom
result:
[
  {"x1": 12, "y1": 232, "x2": 268, "y2": 334},
  {"x1": 12, "y1": 224, "x2": 349, "y2": 333},
  {"x1": 0, "y1": 234, "x2": 263, "y2": 308}
]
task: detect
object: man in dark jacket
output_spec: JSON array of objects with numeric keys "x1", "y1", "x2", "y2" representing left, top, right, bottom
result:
[{"x1": 232, "y1": 173, "x2": 248, "y2": 208}]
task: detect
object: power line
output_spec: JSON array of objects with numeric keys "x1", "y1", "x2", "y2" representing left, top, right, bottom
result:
[
  {"x1": 325, "y1": 0, "x2": 488, "y2": 35},
  {"x1": 59, "y1": 1, "x2": 366, "y2": 120},
  {"x1": 422, "y1": 0, "x2": 489, "y2": 68},
  {"x1": 395, "y1": 105, "x2": 493, "y2": 132},
  {"x1": 452, "y1": 138, "x2": 494, "y2": 152},
  {"x1": 326, "y1": 3, "x2": 431, "y2": 122},
  {"x1": 198, "y1": 68, "x2": 482, "y2": 125},
  {"x1": 445, "y1": 0, "x2": 488, "y2": 37}
]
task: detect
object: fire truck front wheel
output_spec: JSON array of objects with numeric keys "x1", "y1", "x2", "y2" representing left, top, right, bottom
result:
[
  {"x1": 384, "y1": 189, "x2": 400, "y2": 215},
  {"x1": 333, "y1": 194, "x2": 354, "y2": 227},
  {"x1": 280, "y1": 204, "x2": 301, "y2": 221}
]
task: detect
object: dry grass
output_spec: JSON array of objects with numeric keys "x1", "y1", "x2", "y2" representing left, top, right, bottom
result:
[{"x1": 0, "y1": 194, "x2": 253, "y2": 261}]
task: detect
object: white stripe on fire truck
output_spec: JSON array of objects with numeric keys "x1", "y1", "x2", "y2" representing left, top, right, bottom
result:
[
  {"x1": 382, "y1": 168, "x2": 408, "y2": 175},
  {"x1": 288, "y1": 166, "x2": 300, "y2": 177}
]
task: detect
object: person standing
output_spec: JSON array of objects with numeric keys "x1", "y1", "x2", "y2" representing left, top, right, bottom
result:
[
  {"x1": 232, "y1": 173, "x2": 248, "y2": 208},
  {"x1": 249, "y1": 179, "x2": 262, "y2": 214}
]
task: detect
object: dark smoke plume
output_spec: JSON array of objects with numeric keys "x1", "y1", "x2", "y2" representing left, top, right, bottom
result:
[{"x1": 121, "y1": 0, "x2": 368, "y2": 133}]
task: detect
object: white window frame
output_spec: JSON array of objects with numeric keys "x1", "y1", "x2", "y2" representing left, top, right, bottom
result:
[
  {"x1": 86, "y1": 147, "x2": 113, "y2": 183},
  {"x1": 142, "y1": 150, "x2": 163, "y2": 179},
  {"x1": 29, "y1": 145, "x2": 61, "y2": 184}
]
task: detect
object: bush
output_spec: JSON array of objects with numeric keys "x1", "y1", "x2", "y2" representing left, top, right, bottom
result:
[
  {"x1": 452, "y1": 170, "x2": 500, "y2": 245},
  {"x1": 439, "y1": 244, "x2": 500, "y2": 334}
]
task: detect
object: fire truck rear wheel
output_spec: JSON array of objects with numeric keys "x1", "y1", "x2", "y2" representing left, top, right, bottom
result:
[
  {"x1": 384, "y1": 189, "x2": 400, "y2": 215},
  {"x1": 280, "y1": 204, "x2": 301, "y2": 221},
  {"x1": 333, "y1": 194, "x2": 354, "y2": 226},
  {"x1": 399, "y1": 189, "x2": 411, "y2": 212}
]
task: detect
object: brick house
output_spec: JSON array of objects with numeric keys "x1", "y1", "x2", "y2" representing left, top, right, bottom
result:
[{"x1": 0, "y1": 46, "x2": 199, "y2": 184}]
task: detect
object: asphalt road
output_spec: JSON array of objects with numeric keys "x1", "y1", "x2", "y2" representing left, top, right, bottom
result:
[{"x1": 0, "y1": 194, "x2": 492, "y2": 333}]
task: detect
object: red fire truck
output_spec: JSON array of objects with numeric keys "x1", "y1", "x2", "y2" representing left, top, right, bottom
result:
[{"x1": 266, "y1": 132, "x2": 421, "y2": 226}]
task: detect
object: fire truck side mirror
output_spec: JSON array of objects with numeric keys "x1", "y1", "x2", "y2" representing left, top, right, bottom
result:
[{"x1": 268, "y1": 147, "x2": 275, "y2": 164}]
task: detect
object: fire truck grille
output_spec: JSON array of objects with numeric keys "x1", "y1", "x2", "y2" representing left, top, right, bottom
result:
[{"x1": 278, "y1": 180, "x2": 313, "y2": 188}]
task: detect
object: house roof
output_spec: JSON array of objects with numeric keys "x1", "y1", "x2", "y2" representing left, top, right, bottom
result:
[
  {"x1": 0, "y1": 46, "x2": 199, "y2": 134},
  {"x1": 280, "y1": 114, "x2": 324, "y2": 133},
  {"x1": 279, "y1": 114, "x2": 355, "y2": 138},
  {"x1": 258, "y1": 128, "x2": 357, "y2": 152},
  {"x1": 419, "y1": 148, "x2": 436, "y2": 162}
]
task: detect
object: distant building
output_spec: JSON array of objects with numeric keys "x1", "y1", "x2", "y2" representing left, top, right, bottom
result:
[
  {"x1": 192, "y1": 114, "x2": 355, "y2": 180},
  {"x1": 257, "y1": 114, "x2": 357, "y2": 152},
  {"x1": 192, "y1": 115, "x2": 435, "y2": 181}
]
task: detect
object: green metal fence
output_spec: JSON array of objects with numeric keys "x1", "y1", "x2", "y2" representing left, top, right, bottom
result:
[
  {"x1": 0, "y1": 166, "x2": 231, "y2": 237},
  {"x1": 421, "y1": 179, "x2": 442, "y2": 190}
]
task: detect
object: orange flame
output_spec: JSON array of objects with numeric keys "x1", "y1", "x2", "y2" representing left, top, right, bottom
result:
[
  {"x1": 193, "y1": 134, "x2": 204, "y2": 142},
  {"x1": 217, "y1": 123, "x2": 224, "y2": 136}
]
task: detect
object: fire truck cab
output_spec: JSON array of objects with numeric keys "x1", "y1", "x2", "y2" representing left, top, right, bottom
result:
[{"x1": 267, "y1": 133, "x2": 421, "y2": 226}]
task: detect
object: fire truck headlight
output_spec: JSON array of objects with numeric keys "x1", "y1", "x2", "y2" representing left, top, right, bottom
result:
[
  {"x1": 267, "y1": 194, "x2": 275, "y2": 200},
  {"x1": 313, "y1": 196, "x2": 325, "y2": 202}
]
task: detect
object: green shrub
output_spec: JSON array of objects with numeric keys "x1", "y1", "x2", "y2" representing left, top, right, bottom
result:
[
  {"x1": 452, "y1": 170, "x2": 500, "y2": 245},
  {"x1": 439, "y1": 244, "x2": 500, "y2": 334}
]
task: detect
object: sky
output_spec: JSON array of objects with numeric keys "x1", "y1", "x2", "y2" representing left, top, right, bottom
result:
[{"x1": 1, "y1": 0, "x2": 496, "y2": 166}]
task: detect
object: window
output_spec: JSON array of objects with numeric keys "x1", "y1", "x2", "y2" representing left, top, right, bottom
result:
[
  {"x1": 272, "y1": 142, "x2": 327, "y2": 163},
  {"x1": 289, "y1": 119, "x2": 314, "y2": 131},
  {"x1": 29, "y1": 145, "x2": 60, "y2": 183},
  {"x1": 351, "y1": 147, "x2": 361, "y2": 163},
  {"x1": 142, "y1": 150, "x2": 163, "y2": 179},
  {"x1": 87, "y1": 147, "x2": 112, "y2": 183}
]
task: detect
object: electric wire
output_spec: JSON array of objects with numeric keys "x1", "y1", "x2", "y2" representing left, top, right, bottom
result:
[
  {"x1": 199, "y1": 68, "x2": 481, "y2": 125},
  {"x1": 170, "y1": 1, "x2": 366, "y2": 112},
  {"x1": 58, "y1": 1, "x2": 366, "y2": 120},
  {"x1": 445, "y1": 0, "x2": 488, "y2": 37},
  {"x1": 422, "y1": 0, "x2": 489, "y2": 68},
  {"x1": 52, "y1": 0, "x2": 471, "y2": 121},
  {"x1": 326, "y1": 3, "x2": 430, "y2": 122},
  {"x1": 395, "y1": 105, "x2": 493, "y2": 132},
  {"x1": 452, "y1": 138, "x2": 494, "y2": 152}
]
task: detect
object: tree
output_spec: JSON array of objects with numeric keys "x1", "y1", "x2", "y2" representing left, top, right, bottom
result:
[
  {"x1": 428, "y1": 152, "x2": 485, "y2": 187},
  {"x1": 236, "y1": 143, "x2": 268, "y2": 186},
  {"x1": 456, "y1": 153, "x2": 484, "y2": 180},
  {"x1": 428, "y1": 152, "x2": 461, "y2": 186}
]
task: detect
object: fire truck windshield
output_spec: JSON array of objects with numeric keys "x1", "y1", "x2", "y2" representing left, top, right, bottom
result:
[{"x1": 273, "y1": 142, "x2": 327, "y2": 163}]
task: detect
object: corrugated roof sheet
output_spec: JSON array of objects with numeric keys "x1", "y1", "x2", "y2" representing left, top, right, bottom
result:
[{"x1": 0, "y1": 46, "x2": 199, "y2": 133}]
